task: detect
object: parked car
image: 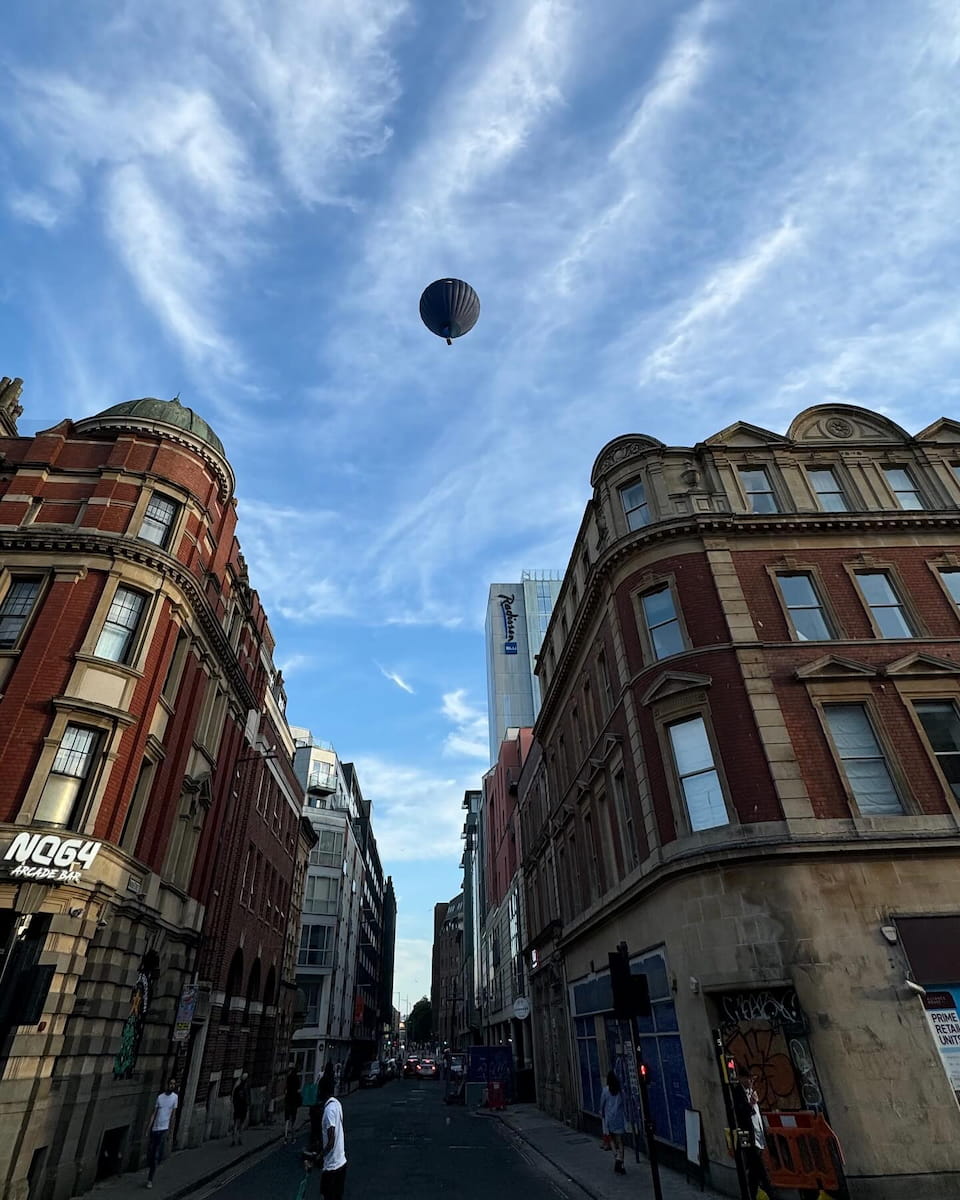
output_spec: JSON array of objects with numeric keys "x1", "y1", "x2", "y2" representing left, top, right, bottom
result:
[
  {"x1": 417, "y1": 1057, "x2": 438, "y2": 1079},
  {"x1": 403, "y1": 1056, "x2": 420, "y2": 1078},
  {"x1": 359, "y1": 1060, "x2": 384, "y2": 1088}
]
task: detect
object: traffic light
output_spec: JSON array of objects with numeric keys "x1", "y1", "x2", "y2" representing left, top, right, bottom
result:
[
  {"x1": 608, "y1": 949, "x2": 652, "y2": 1020},
  {"x1": 722, "y1": 1055, "x2": 738, "y2": 1084},
  {"x1": 638, "y1": 1060, "x2": 651, "y2": 1088}
]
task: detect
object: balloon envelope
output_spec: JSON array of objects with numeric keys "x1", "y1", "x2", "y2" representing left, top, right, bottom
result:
[{"x1": 419, "y1": 279, "x2": 480, "y2": 343}]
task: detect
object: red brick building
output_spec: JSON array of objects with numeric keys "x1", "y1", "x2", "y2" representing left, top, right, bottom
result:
[
  {"x1": 520, "y1": 404, "x2": 960, "y2": 1198},
  {"x1": 0, "y1": 380, "x2": 310, "y2": 1200}
]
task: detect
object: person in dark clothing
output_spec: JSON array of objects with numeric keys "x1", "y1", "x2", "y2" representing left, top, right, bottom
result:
[
  {"x1": 284, "y1": 1064, "x2": 302, "y2": 1143},
  {"x1": 731, "y1": 1066, "x2": 778, "y2": 1200},
  {"x1": 231, "y1": 1072, "x2": 250, "y2": 1146}
]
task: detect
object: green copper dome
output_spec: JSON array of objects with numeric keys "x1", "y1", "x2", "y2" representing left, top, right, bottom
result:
[{"x1": 93, "y1": 397, "x2": 225, "y2": 456}]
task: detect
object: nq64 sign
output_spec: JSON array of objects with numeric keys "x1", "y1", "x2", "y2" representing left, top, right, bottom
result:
[{"x1": 3, "y1": 831, "x2": 102, "y2": 884}]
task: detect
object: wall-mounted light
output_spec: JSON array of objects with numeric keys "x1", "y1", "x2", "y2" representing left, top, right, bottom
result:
[
  {"x1": 880, "y1": 925, "x2": 898, "y2": 944},
  {"x1": 904, "y1": 979, "x2": 926, "y2": 997}
]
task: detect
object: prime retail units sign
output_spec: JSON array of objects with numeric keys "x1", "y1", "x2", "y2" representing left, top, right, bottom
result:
[{"x1": 2, "y1": 831, "x2": 102, "y2": 884}]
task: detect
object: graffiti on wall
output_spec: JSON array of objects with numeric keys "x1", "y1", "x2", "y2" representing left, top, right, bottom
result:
[
  {"x1": 113, "y1": 968, "x2": 150, "y2": 1079},
  {"x1": 718, "y1": 987, "x2": 827, "y2": 1115}
]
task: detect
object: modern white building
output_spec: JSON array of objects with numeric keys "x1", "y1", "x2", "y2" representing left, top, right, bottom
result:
[
  {"x1": 484, "y1": 571, "x2": 561, "y2": 760},
  {"x1": 289, "y1": 730, "x2": 361, "y2": 1083}
]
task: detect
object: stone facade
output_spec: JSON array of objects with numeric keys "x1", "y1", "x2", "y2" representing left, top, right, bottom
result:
[
  {"x1": 519, "y1": 404, "x2": 960, "y2": 1199},
  {"x1": 0, "y1": 389, "x2": 308, "y2": 1200}
]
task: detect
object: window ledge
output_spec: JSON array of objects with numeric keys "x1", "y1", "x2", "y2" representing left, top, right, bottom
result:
[{"x1": 74, "y1": 652, "x2": 145, "y2": 682}]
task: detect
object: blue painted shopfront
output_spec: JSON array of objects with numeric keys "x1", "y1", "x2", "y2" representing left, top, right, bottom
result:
[{"x1": 571, "y1": 946, "x2": 692, "y2": 1148}]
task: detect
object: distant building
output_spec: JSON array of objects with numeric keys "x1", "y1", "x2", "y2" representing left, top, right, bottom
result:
[
  {"x1": 484, "y1": 572, "x2": 561, "y2": 760},
  {"x1": 457, "y1": 789, "x2": 482, "y2": 1046},
  {"x1": 290, "y1": 730, "x2": 362, "y2": 1083},
  {"x1": 431, "y1": 893, "x2": 463, "y2": 1051},
  {"x1": 478, "y1": 730, "x2": 533, "y2": 1069}
]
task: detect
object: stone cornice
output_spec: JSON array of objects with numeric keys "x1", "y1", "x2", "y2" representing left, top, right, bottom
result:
[
  {"x1": 556, "y1": 826, "x2": 960, "y2": 954},
  {"x1": 0, "y1": 528, "x2": 259, "y2": 710},
  {"x1": 536, "y1": 508, "x2": 960, "y2": 732}
]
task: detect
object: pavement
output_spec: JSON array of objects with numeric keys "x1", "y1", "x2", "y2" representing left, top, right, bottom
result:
[
  {"x1": 82, "y1": 1119, "x2": 293, "y2": 1200},
  {"x1": 80, "y1": 1087, "x2": 728, "y2": 1200},
  {"x1": 489, "y1": 1103, "x2": 727, "y2": 1200}
]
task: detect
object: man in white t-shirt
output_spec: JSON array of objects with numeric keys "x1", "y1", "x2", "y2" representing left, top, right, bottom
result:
[
  {"x1": 318, "y1": 1075, "x2": 347, "y2": 1198},
  {"x1": 145, "y1": 1078, "x2": 178, "y2": 1189}
]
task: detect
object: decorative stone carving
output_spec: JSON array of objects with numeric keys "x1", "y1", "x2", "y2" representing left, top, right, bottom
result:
[{"x1": 825, "y1": 417, "x2": 854, "y2": 438}]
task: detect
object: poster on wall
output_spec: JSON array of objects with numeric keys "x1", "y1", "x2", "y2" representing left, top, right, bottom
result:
[{"x1": 922, "y1": 988, "x2": 960, "y2": 1102}]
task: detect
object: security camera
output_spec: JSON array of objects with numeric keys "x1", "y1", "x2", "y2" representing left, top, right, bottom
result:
[
  {"x1": 904, "y1": 979, "x2": 926, "y2": 997},
  {"x1": 96, "y1": 919, "x2": 109, "y2": 931},
  {"x1": 68, "y1": 907, "x2": 83, "y2": 919}
]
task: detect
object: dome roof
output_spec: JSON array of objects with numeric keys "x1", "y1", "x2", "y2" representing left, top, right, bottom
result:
[{"x1": 92, "y1": 397, "x2": 225, "y2": 456}]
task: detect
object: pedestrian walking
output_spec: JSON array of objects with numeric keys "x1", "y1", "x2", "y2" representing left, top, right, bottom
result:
[
  {"x1": 284, "y1": 1063, "x2": 303, "y2": 1144},
  {"x1": 599, "y1": 1071, "x2": 627, "y2": 1175},
  {"x1": 231, "y1": 1072, "x2": 250, "y2": 1146},
  {"x1": 309, "y1": 1064, "x2": 336, "y2": 1154},
  {"x1": 316, "y1": 1071, "x2": 347, "y2": 1199},
  {"x1": 732, "y1": 1065, "x2": 779, "y2": 1200},
  {"x1": 144, "y1": 1078, "x2": 178, "y2": 1189}
]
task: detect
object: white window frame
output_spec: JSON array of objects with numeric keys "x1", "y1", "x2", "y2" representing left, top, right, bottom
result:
[
  {"x1": 0, "y1": 576, "x2": 44, "y2": 651},
  {"x1": 821, "y1": 703, "x2": 905, "y2": 816},
  {"x1": 620, "y1": 480, "x2": 651, "y2": 530},
  {"x1": 665, "y1": 714, "x2": 730, "y2": 832},
  {"x1": 138, "y1": 493, "x2": 181, "y2": 548},
  {"x1": 94, "y1": 586, "x2": 147, "y2": 664},
  {"x1": 807, "y1": 466, "x2": 849, "y2": 512},
  {"x1": 738, "y1": 465, "x2": 781, "y2": 514},
  {"x1": 34, "y1": 724, "x2": 103, "y2": 828},
  {"x1": 882, "y1": 466, "x2": 925, "y2": 510}
]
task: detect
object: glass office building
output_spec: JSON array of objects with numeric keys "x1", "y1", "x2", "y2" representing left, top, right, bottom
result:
[{"x1": 484, "y1": 571, "x2": 562, "y2": 761}]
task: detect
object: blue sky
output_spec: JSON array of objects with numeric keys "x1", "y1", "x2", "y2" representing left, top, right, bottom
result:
[{"x1": 4, "y1": 0, "x2": 960, "y2": 1009}]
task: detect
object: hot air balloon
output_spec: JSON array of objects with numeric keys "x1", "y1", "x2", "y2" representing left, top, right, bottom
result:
[{"x1": 419, "y1": 278, "x2": 480, "y2": 345}]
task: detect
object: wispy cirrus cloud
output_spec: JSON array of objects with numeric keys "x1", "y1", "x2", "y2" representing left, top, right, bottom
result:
[{"x1": 377, "y1": 662, "x2": 415, "y2": 694}]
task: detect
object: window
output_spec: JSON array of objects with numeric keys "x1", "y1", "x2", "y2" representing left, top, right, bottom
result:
[
  {"x1": 776, "y1": 572, "x2": 835, "y2": 640},
  {"x1": 914, "y1": 702, "x2": 960, "y2": 801},
  {"x1": 883, "y1": 467, "x2": 924, "y2": 510},
  {"x1": 161, "y1": 631, "x2": 188, "y2": 701},
  {"x1": 304, "y1": 875, "x2": 340, "y2": 915},
  {"x1": 808, "y1": 467, "x2": 849, "y2": 512},
  {"x1": 666, "y1": 716, "x2": 728, "y2": 831},
  {"x1": 612, "y1": 771, "x2": 639, "y2": 871},
  {"x1": 298, "y1": 924, "x2": 333, "y2": 967},
  {"x1": 0, "y1": 577, "x2": 42, "y2": 649},
  {"x1": 34, "y1": 725, "x2": 101, "y2": 826},
  {"x1": 941, "y1": 570, "x2": 960, "y2": 607},
  {"x1": 309, "y1": 829, "x2": 343, "y2": 869},
  {"x1": 94, "y1": 587, "x2": 146, "y2": 663},
  {"x1": 640, "y1": 584, "x2": 685, "y2": 659},
  {"x1": 823, "y1": 704, "x2": 904, "y2": 815},
  {"x1": 739, "y1": 466, "x2": 780, "y2": 514},
  {"x1": 139, "y1": 494, "x2": 179, "y2": 547},
  {"x1": 598, "y1": 651, "x2": 613, "y2": 714},
  {"x1": 621, "y1": 480, "x2": 651, "y2": 530},
  {"x1": 856, "y1": 570, "x2": 915, "y2": 637}
]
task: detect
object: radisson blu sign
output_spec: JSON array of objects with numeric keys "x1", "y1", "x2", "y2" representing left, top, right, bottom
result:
[{"x1": 499, "y1": 592, "x2": 519, "y2": 654}]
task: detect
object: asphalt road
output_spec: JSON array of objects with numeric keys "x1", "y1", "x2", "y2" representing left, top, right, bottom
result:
[{"x1": 193, "y1": 1076, "x2": 585, "y2": 1199}]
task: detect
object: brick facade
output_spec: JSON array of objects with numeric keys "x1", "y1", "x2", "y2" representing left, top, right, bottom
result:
[
  {"x1": 520, "y1": 404, "x2": 960, "y2": 1199},
  {"x1": 0, "y1": 389, "x2": 309, "y2": 1200}
]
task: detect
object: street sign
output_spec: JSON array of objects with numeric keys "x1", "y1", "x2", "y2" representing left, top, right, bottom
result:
[{"x1": 513, "y1": 997, "x2": 531, "y2": 1020}]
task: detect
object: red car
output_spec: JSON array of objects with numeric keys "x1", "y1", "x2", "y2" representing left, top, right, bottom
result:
[
  {"x1": 403, "y1": 1056, "x2": 420, "y2": 1078},
  {"x1": 417, "y1": 1058, "x2": 438, "y2": 1079}
]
